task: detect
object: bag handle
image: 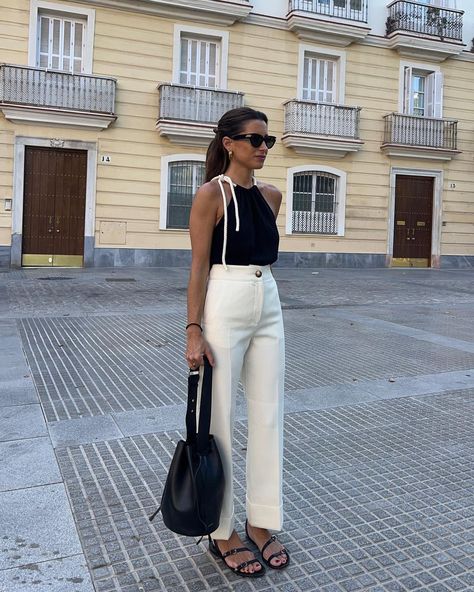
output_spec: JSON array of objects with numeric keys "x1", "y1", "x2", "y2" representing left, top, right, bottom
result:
[{"x1": 186, "y1": 357, "x2": 213, "y2": 454}]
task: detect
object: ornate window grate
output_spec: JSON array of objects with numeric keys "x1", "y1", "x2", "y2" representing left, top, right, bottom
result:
[
  {"x1": 167, "y1": 161, "x2": 205, "y2": 229},
  {"x1": 292, "y1": 172, "x2": 338, "y2": 234}
]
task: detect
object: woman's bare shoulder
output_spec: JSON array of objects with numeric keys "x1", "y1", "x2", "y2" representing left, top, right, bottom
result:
[
  {"x1": 257, "y1": 181, "x2": 282, "y2": 207},
  {"x1": 194, "y1": 179, "x2": 222, "y2": 203}
]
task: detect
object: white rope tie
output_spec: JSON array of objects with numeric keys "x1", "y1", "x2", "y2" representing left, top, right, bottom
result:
[{"x1": 212, "y1": 174, "x2": 240, "y2": 270}]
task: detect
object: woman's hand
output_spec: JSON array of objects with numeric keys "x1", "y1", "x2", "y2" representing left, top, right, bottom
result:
[{"x1": 186, "y1": 327, "x2": 215, "y2": 369}]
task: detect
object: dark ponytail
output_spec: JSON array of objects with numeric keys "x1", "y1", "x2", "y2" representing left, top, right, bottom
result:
[{"x1": 205, "y1": 107, "x2": 268, "y2": 182}]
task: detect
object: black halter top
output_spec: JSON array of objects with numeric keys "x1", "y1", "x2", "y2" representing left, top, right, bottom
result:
[{"x1": 209, "y1": 180, "x2": 279, "y2": 267}]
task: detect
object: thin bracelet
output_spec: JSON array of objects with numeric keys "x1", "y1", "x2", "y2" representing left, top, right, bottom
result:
[{"x1": 186, "y1": 323, "x2": 202, "y2": 332}]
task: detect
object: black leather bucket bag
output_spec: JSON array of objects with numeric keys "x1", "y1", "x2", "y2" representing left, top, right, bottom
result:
[{"x1": 149, "y1": 357, "x2": 225, "y2": 537}]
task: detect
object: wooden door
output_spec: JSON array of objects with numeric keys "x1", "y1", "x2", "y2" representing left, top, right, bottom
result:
[
  {"x1": 393, "y1": 175, "x2": 433, "y2": 267},
  {"x1": 22, "y1": 147, "x2": 87, "y2": 267}
]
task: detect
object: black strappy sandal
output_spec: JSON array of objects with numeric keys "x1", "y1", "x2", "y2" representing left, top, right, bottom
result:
[
  {"x1": 208, "y1": 535, "x2": 266, "y2": 578},
  {"x1": 245, "y1": 520, "x2": 290, "y2": 570}
]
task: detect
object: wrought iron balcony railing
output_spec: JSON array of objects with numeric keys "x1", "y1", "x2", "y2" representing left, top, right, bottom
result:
[
  {"x1": 0, "y1": 64, "x2": 116, "y2": 114},
  {"x1": 386, "y1": 1, "x2": 463, "y2": 41},
  {"x1": 288, "y1": 0, "x2": 368, "y2": 22},
  {"x1": 284, "y1": 100, "x2": 361, "y2": 139},
  {"x1": 158, "y1": 84, "x2": 244, "y2": 124},
  {"x1": 383, "y1": 113, "x2": 458, "y2": 150}
]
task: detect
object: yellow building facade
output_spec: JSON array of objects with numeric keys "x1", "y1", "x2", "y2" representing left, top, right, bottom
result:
[{"x1": 0, "y1": 0, "x2": 473, "y2": 268}]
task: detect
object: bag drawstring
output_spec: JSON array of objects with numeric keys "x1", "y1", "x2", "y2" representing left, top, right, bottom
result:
[{"x1": 211, "y1": 174, "x2": 240, "y2": 270}]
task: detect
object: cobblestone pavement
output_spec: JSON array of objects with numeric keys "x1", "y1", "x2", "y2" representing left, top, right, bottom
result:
[{"x1": 1, "y1": 266, "x2": 474, "y2": 592}]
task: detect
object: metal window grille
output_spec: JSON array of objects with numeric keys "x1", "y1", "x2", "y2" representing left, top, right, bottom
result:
[
  {"x1": 167, "y1": 161, "x2": 205, "y2": 229},
  {"x1": 292, "y1": 172, "x2": 338, "y2": 234}
]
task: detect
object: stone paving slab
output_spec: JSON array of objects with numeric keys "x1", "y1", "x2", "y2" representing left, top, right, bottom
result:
[
  {"x1": 0, "y1": 554, "x2": 94, "y2": 592},
  {"x1": 0, "y1": 403, "x2": 46, "y2": 441},
  {"x1": 48, "y1": 415, "x2": 124, "y2": 449},
  {"x1": 55, "y1": 389, "x2": 474, "y2": 592},
  {"x1": 0, "y1": 437, "x2": 61, "y2": 491},
  {"x1": 0, "y1": 483, "x2": 84, "y2": 570},
  {"x1": 0, "y1": 378, "x2": 39, "y2": 407}
]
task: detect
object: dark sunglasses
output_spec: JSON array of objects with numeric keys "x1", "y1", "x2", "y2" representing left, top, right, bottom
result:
[{"x1": 231, "y1": 133, "x2": 277, "y2": 149}]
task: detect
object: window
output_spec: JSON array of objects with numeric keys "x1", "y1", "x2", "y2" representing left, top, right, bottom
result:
[
  {"x1": 313, "y1": 0, "x2": 362, "y2": 12},
  {"x1": 37, "y1": 14, "x2": 85, "y2": 73},
  {"x1": 298, "y1": 46, "x2": 345, "y2": 104},
  {"x1": 179, "y1": 37, "x2": 220, "y2": 88},
  {"x1": 403, "y1": 66, "x2": 443, "y2": 118},
  {"x1": 29, "y1": 2, "x2": 95, "y2": 74},
  {"x1": 303, "y1": 54, "x2": 337, "y2": 102},
  {"x1": 173, "y1": 26, "x2": 229, "y2": 90},
  {"x1": 292, "y1": 172, "x2": 338, "y2": 234},
  {"x1": 165, "y1": 160, "x2": 205, "y2": 229}
]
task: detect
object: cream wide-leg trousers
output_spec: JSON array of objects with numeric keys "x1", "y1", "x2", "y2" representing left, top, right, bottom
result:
[{"x1": 201, "y1": 264, "x2": 285, "y2": 540}]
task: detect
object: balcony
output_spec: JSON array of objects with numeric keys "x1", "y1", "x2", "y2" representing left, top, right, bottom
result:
[
  {"x1": 381, "y1": 113, "x2": 460, "y2": 160},
  {"x1": 282, "y1": 100, "x2": 363, "y2": 157},
  {"x1": 0, "y1": 65, "x2": 116, "y2": 129},
  {"x1": 287, "y1": 0, "x2": 370, "y2": 46},
  {"x1": 386, "y1": 1, "x2": 464, "y2": 62},
  {"x1": 157, "y1": 84, "x2": 245, "y2": 146}
]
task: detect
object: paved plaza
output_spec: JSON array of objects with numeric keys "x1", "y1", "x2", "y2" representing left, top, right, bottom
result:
[{"x1": 1, "y1": 265, "x2": 474, "y2": 592}]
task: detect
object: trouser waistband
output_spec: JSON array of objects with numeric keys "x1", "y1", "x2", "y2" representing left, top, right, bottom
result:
[{"x1": 209, "y1": 264, "x2": 273, "y2": 281}]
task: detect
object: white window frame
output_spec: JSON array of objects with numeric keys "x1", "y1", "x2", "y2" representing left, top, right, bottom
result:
[
  {"x1": 28, "y1": 0, "x2": 95, "y2": 74},
  {"x1": 297, "y1": 44, "x2": 346, "y2": 103},
  {"x1": 399, "y1": 61, "x2": 443, "y2": 118},
  {"x1": 160, "y1": 154, "x2": 206, "y2": 231},
  {"x1": 173, "y1": 25, "x2": 229, "y2": 90},
  {"x1": 286, "y1": 165, "x2": 347, "y2": 236}
]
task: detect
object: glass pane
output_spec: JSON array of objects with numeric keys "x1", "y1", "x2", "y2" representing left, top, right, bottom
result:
[
  {"x1": 52, "y1": 55, "x2": 59, "y2": 69},
  {"x1": 191, "y1": 40, "x2": 198, "y2": 75},
  {"x1": 39, "y1": 54, "x2": 48, "y2": 67},
  {"x1": 326, "y1": 61, "x2": 334, "y2": 93},
  {"x1": 40, "y1": 17, "x2": 49, "y2": 54},
  {"x1": 52, "y1": 19, "x2": 61, "y2": 55},
  {"x1": 412, "y1": 75, "x2": 425, "y2": 116},
  {"x1": 180, "y1": 38, "x2": 188, "y2": 81},
  {"x1": 63, "y1": 21, "x2": 71, "y2": 59},
  {"x1": 351, "y1": 0, "x2": 362, "y2": 9},
  {"x1": 293, "y1": 174, "x2": 312, "y2": 212},
  {"x1": 208, "y1": 43, "x2": 216, "y2": 77},
  {"x1": 74, "y1": 22, "x2": 83, "y2": 59},
  {"x1": 200, "y1": 43, "x2": 206, "y2": 76},
  {"x1": 334, "y1": 0, "x2": 346, "y2": 8},
  {"x1": 315, "y1": 174, "x2": 335, "y2": 213},
  {"x1": 63, "y1": 57, "x2": 70, "y2": 71}
]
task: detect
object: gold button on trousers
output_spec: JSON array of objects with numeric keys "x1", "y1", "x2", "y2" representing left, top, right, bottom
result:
[{"x1": 200, "y1": 264, "x2": 285, "y2": 539}]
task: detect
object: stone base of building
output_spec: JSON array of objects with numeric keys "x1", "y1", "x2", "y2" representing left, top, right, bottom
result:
[
  {"x1": 1, "y1": 246, "x2": 473, "y2": 269},
  {"x1": 439, "y1": 255, "x2": 474, "y2": 269}
]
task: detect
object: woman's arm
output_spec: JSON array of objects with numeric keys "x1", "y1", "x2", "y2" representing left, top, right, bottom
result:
[{"x1": 185, "y1": 182, "x2": 220, "y2": 368}]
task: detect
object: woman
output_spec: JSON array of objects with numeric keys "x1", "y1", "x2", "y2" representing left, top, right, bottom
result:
[{"x1": 185, "y1": 107, "x2": 289, "y2": 578}]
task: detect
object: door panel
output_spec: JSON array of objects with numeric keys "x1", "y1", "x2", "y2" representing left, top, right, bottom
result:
[
  {"x1": 22, "y1": 146, "x2": 87, "y2": 267},
  {"x1": 393, "y1": 175, "x2": 433, "y2": 266}
]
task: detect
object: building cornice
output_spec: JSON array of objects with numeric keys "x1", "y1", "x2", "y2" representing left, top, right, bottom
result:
[{"x1": 78, "y1": 0, "x2": 252, "y2": 26}]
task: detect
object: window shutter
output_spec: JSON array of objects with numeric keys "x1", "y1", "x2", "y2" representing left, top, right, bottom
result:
[
  {"x1": 180, "y1": 37, "x2": 219, "y2": 88},
  {"x1": 432, "y1": 71, "x2": 443, "y2": 118},
  {"x1": 403, "y1": 66, "x2": 413, "y2": 114},
  {"x1": 425, "y1": 72, "x2": 434, "y2": 117},
  {"x1": 37, "y1": 14, "x2": 85, "y2": 73}
]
